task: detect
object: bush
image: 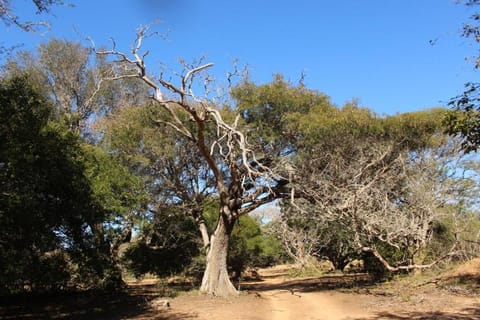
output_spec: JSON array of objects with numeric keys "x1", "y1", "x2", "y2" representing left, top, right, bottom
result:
[{"x1": 228, "y1": 215, "x2": 285, "y2": 279}]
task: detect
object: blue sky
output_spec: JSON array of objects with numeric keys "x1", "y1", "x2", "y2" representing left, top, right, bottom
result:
[{"x1": 2, "y1": 0, "x2": 478, "y2": 115}]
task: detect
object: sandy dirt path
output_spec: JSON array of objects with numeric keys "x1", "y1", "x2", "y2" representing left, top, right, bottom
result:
[
  {"x1": 159, "y1": 263, "x2": 480, "y2": 320},
  {"x1": 244, "y1": 265, "x2": 372, "y2": 320},
  {"x1": 266, "y1": 289, "x2": 370, "y2": 320},
  {"x1": 164, "y1": 288, "x2": 373, "y2": 320},
  {"x1": 4, "y1": 263, "x2": 480, "y2": 319}
]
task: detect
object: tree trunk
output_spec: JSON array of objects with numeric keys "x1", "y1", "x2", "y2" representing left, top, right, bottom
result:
[{"x1": 200, "y1": 213, "x2": 238, "y2": 297}]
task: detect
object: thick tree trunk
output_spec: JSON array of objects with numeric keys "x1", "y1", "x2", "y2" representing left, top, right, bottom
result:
[{"x1": 200, "y1": 214, "x2": 238, "y2": 297}]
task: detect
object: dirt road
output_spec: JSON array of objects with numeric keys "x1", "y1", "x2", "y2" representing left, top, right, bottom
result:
[
  {"x1": 4, "y1": 263, "x2": 479, "y2": 319},
  {"x1": 167, "y1": 266, "x2": 376, "y2": 320},
  {"x1": 167, "y1": 288, "x2": 373, "y2": 320},
  {"x1": 164, "y1": 264, "x2": 480, "y2": 320},
  {"x1": 267, "y1": 290, "x2": 370, "y2": 320}
]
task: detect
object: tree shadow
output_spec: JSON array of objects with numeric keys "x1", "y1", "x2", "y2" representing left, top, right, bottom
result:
[
  {"x1": 359, "y1": 305, "x2": 480, "y2": 319},
  {"x1": 0, "y1": 284, "x2": 198, "y2": 320},
  {"x1": 243, "y1": 273, "x2": 375, "y2": 293}
]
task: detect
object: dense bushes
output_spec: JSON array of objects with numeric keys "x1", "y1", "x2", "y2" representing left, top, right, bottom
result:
[
  {"x1": 119, "y1": 201, "x2": 285, "y2": 282},
  {"x1": 0, "y1": 75, "x2": 141, "y2": 294}
]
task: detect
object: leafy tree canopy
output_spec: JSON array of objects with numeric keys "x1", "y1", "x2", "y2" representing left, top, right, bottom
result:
[
  {"x1": 445, "y1": 0, "x2": 480, "y2": 152},
  {"x1": 0, "y1": 74, "x2": 145, "y2": 293}
]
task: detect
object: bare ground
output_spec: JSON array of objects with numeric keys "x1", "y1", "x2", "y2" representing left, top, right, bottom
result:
[
  {"x1": 161, "y1": 263, "x2": 480, "y2": 320},
  {"x1": 2, "y1": 261, "x2": 480, "y2": 320}
]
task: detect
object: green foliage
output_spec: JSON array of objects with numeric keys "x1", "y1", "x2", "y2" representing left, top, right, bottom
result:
[
  {"x1": 232, "y1": 75, "x2": 331, "y2": 154},
  {"x1": 80, "y1": 144, "x2": 147, "y2": 226},
  {"x1": 121, "y1": 205, "x2": 200, "y2": 278},
  {"x1": 292, "y1": 101, "x2": 444, "y2": 153},
  {"x1": 229, "y1": 215, "x2": 264, "y2": 278},
  {"x1": 382, "y1": 108, "x2": 446, "y2": 149},
  {"x1": 256, "y1": 230, "x2": 286, "y2": 266},
  {"x1": 287, "y1": 101, "x2": 380, "y2": 150},
  {"x1": 0, "y1": 74, "x2": 144, "y2": 294},
  {"x1": 0, "y1": 75, "x2": 89, "y2": 293},
  {"x1": 237, "y1": 76, "x2": 452, "y2": 277},
  {"x1": 203, "y1": 199, "x2": 284, "y2": 278},
  {"x1": 446, "y1": 85, "x2": 480, "y2": 152},
  {"x1": 234, "y1": 76, "x2": 444, "y2": 169},
  {"x1": 445, "y1": 1, "x2": 480, "y2": 152},
  {"x1": 315, "y1": 219, "x2": 360, "y2": 271}
]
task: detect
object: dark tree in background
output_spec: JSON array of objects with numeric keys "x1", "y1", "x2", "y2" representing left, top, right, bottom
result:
[
  {"x1": 0, "y1": 75, "x2": 96, "y2": 293},
  {"x1": 0, "y1": 73, "x2": 145, "y2": 294}
]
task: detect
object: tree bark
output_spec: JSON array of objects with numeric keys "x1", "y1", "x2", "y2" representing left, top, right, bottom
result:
[
  {"x1": 192, "y1": 209, "x2": 210, "y2": 251},
  {"x1": 200, "y1": 213, "x2": 238, "y2": 297}
]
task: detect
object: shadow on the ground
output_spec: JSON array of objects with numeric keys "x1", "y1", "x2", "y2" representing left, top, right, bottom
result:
[
  {"x1": 243, "y1": 273, "x2": 375, "y2": 293},
  {"x1": 358, "y1": 305, "x2": 480, "y2": 320},
  {"x1": 0, "y1": 284, "x2": 196, "y2": 320}
]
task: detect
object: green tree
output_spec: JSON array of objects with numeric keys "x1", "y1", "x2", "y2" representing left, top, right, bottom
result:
[
  {"x1": 0, "y1": 74, "x2": 144, "y2": 293},
  {"x1": 289, "y1": 106, "x2": 473, "y2": 274},
  {"x1": 100, "y1": 103, "x2": 219, "y2": 283},
  {"x1": 233, "y1": 77, "x2": 471, "y2": 274},
  {"x1": 0, "y1": 74, "x2": 96, "y2": 293},
  {"x1": 3, "y1": 39, "x2": 149, "y2": 133}
]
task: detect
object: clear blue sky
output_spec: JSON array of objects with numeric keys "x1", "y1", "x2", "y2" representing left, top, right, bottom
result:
[{"x1": 2, "y1": 0, "x2": 478, "y2": 115}]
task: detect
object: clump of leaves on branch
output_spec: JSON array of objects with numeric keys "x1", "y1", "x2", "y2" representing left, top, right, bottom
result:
[{"x1": 446, "y1": 0, "x2": 480, "y2": 152}]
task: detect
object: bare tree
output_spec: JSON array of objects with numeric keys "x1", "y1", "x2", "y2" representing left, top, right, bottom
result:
[
  {"x1": 4, "y1": 39, "x2": 149, "y2": 134},
  {"x1": 272, "y1": 218, "x2": 322, "y2": 268},
  {"x1": 95, "y1": 27, "x2": 287, "y2": 296},
  {"x1": 288, "y1": 137, "x2": 470, "y2": 272}
]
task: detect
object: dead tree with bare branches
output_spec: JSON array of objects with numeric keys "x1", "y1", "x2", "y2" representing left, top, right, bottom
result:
[{"x1": 94, "y1": 27, "x2": 288, "y2": 296}]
